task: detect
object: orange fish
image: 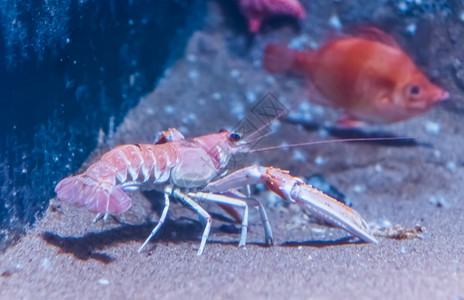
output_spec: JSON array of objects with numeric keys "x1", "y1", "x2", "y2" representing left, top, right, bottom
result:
[
  {"x1": 263, "y1": 28, "x2": 449, "y2": 126},
  {"x1": 236, "y1": 0, "x2": 306, "y2": 33}
]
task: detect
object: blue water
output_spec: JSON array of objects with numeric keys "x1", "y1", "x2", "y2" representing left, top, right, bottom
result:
[{"x1": 0, "y1": 0, "x2": 205, "y2": 251}]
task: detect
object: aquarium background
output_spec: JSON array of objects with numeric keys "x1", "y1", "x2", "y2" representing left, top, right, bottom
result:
[
  {"x1": 0, "y1": 1, "x2": 463, "y2": 298},
  {"x1": 0, "y1": 0, "x2": 205, "y2": 251}
]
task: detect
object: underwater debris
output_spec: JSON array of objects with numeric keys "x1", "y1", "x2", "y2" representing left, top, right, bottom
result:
[
  {"x1": 0, "y1": 263, "x2": 23, "y2": 277},
  {"x1": 329, "y1": 14, "x2": 342, "y2": 29},
  {"x1": 428, "y1": 195, "x2": 449, "y2": 208},
  {"x1": 98, "y1": 278, "x2": 110, "y2": 286},
  {"x1": 424, "y1": 121, "x2": 441, "y2": 134},
  {"x1": 371, "y1": 223, "x2": 426, "y2": 240}
]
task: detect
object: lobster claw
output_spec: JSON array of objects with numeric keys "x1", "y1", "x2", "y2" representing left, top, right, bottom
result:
[
  {"x1": 206, "y1": 165, "x2": 377, "y2": 244},
  {"x1": 292, "y1": 182, "x2": 378, "y2": 244}
]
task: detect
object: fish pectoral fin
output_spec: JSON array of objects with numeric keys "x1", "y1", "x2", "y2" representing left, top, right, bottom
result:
[{"x1": 336, "y1": 114, "x2": 368, "y2": 128}]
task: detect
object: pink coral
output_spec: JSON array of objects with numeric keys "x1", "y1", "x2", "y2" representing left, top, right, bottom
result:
[{"x1": 237, "y1": 0, "x2": 306, "y2": 32}]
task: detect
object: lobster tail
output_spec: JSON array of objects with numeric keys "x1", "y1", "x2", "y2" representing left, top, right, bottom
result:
[{"x1": 55, "y1": 175, "x2": 132, "y2": 215}]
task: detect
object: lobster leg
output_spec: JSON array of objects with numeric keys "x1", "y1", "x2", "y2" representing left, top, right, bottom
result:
[
  {"x1": 172, "y1": 188, "x2": 212, "y2": 256},
  {"x1": 206, "y1": 165, "x2": 377, "y2": 244},
  {"x1": 92, "y1": 213, "x2": 103, "y2": 223},
  {"x1": 92, "y1": 213, "x2": 122, "y2": 224},
  {"x1": 188, "y1": 192, "x2": 249, "y2": 248},
  {"x1": 138, "y1": 187, "x2": 171, "y2": 253},
  {"x1": 225, "y1": 189, "x2": 274, "y2": 246},
  {"x1": 206, "y1": 166, "x2": 265, "y2": 193},
  {"x1": 252, "y1": 197, "x2": 274, "y2": 245},
  {"x1": 216, "y1": 203, "x2": 243, "y2": 224},
  {"x1": 189, "y1": 189, "x2": 274, "y2": 247}
]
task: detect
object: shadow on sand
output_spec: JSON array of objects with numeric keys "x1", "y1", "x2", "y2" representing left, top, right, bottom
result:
[
  {"x1": 284, "y1": 118, "x2": 431, "y2": 148},
  {"x1": 280, "y1": 236, "x2": 367, "y2": 248},
  {"x1": 41, "y1": 226, "x2": 366, "y2": 263},
  {"x1": 41, "y1": 219, "x2": 205, "y2": 264},
  {"x1": 40, "y1": 212, "x2": 257, "y2": 263}
]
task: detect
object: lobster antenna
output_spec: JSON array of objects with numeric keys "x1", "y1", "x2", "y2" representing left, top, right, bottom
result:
[
  {"x1": 241, "y1": 94, "x2": 290, "y2": 144},
  {"x1": 249, "y1": 136, "x2": 414, "y2": 153},
  {"x1": 242, "y1": 116, "x2": 283, "y2": 144}
]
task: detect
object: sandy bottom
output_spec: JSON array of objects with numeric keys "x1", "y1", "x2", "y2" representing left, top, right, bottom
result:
[{"x1": 0, "y1": 190, "x2": 462, "y2": 299}]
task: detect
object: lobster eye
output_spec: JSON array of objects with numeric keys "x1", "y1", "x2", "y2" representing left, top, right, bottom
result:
[
  {"x1": 219, "y1": 128, "x2": 228, "y2": 133},
  {"x1": 410, "y1": 85, "x2": 420, "y2": 95},
  {"x1": 229, "y1": 133, "x2": 241, "y2": 142}
]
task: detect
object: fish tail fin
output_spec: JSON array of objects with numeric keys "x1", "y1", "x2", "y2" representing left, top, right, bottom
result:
[
  {"x1": 55, "y1": 175, "x2": 132, "y2": 215},
  {"x1": 263, "y1": 44, "x2": 311, "y2": 74}
]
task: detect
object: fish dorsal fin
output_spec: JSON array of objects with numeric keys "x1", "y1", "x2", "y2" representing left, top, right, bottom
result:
[{"x1": 353, "y1": 26, "x2": 401, "y2": 49}]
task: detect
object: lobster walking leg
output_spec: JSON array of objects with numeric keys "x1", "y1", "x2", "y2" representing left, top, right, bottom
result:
[
  {"x1": 224, "y1": 190, "x2": 274, "y2": 246},
  {"x1": 250, "y1": 197, "x2": 274, "y2": 245},
  {"x1": 138, "y1": 187, "x2": 171, "y2": 253},
  {"x1": 188, "y1": 190, "x2": 274, "y2": 247},
  {"x1": 188, "y1": 192, "x2": 249, "y2": 248},
  {"x1": 172, "y1": 188, "x2": 212, "y2": 256}
]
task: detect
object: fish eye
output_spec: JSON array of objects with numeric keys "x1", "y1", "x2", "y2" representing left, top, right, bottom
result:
[
  {"x1": 410, "y1": 85, "x2": 420, "y2": 95},
  {"x1": 219, "y1": 128, "x2": 228, "y2": 133},
  {"x1": 229, "y1": 133, "x2": 241, "y2": 142}
]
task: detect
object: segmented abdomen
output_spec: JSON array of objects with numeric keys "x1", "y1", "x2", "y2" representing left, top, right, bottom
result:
[
  {"x1": 55, "y1": 143, "x2": 179, "y2": 215},
  {"x1": 100, "y1": 143, "x2": 178, "y2": 186}
]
